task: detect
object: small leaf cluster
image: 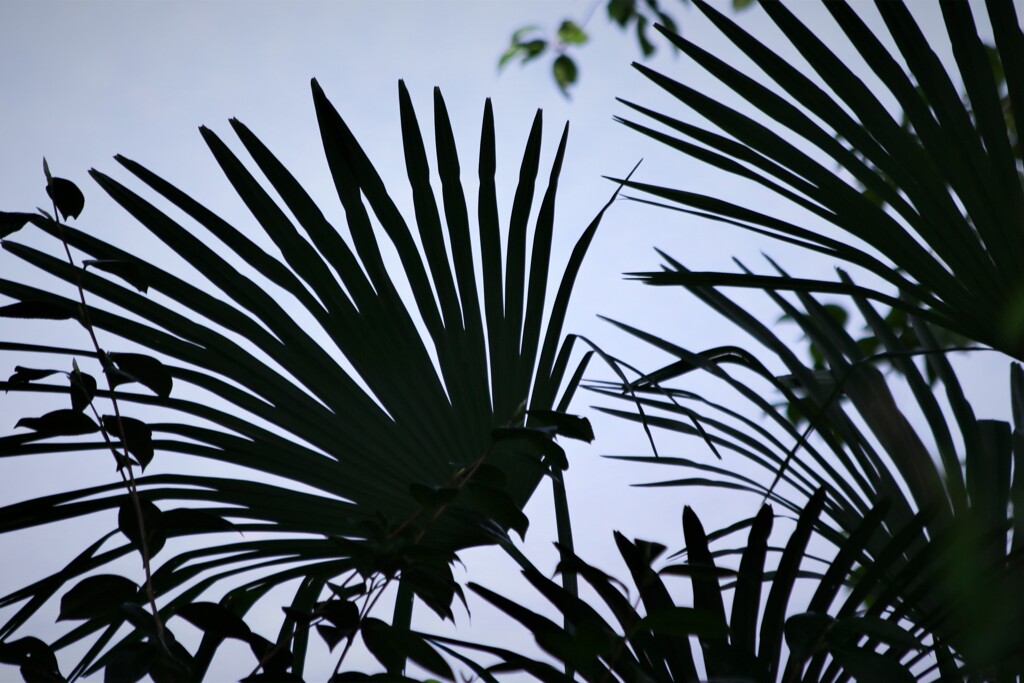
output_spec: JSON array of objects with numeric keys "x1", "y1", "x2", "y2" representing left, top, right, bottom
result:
[
  {"x1": 498, "y1": 20, "x2": 589, "y2": 96},
  {"x1": 498, "y1": 0, "x2": 756, "y2": 96},
  {"x1": 7, "y1": 351, "x2": 171, "y2": 469}
]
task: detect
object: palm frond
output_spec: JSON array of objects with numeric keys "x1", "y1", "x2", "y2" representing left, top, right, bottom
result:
[
  {"x1": 620, "y1": 0, "x2": 1024, "y2": 358},
  {"x1": 0, "y1": 80, "x2": 616, "y2": 673}
]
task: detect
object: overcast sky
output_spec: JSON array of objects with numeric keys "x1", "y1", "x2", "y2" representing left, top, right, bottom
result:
[{"x1": 0, "y1": 1, "x2": 1017, "y2": 680}]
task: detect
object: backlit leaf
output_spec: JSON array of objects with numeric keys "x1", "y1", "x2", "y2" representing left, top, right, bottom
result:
[
  {"x1": 58, "y1": 574, "x2": 140, "y2": 621},
  {"x1": 557, "y1": 20, "x2": 588, "y2": 45},
  {"x1": 102, "y1": 415, "x2": 154, "y2": 470},
  {"x1": 107, "y1": 353, "x2": 172, "y2": 399},
  {"x1": 69, "y1": 370, "x2": 97, "y2": 412},
  {"x1": 102, "y1": 641, "x2": 153, "y2": 683},
  {"x1": 15, "y1": 409, "x2": 98, "y2": 436},
  {"x1": 117, "y1": 496, "x2": 165, "y2": 557},
  {"x1": 527, "y1": 409, "x2": 595, "y2": 442},
  {"x1": 7, "y1": 367, "x2": 59, "y2": 384},
  {"x1": 553, "y1": 55, "x2": 578, "y2": 95},
  {"x1": 45, "y1": 177, "x2": 85, "y2": 221}
]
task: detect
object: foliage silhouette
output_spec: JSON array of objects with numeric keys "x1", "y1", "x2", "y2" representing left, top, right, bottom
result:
[
  {"x1": 2, "y1": 1, "x2": 1023, "y2": 681},
  {"x1": 0, "y1": 80, "x2": 616, "y2": 680}
]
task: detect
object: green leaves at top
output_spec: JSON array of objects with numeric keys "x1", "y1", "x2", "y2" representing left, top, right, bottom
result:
[
  {"x1": 557, "y1": 21, "x2": 588, "y2": 46},
  {"x1": 553, "y1": 55, "x2": 578, "y2": 97},
  {"x1": 498, "y1": 27, "x2": 547, "y2": 71}
]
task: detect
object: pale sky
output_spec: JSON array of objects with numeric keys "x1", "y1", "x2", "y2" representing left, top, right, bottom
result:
[{"x1": 0, "y1": 1, "x2": 1016, "y2": 680}]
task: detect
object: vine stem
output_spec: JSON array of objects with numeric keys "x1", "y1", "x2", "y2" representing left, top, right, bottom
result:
[{"x1": 49, "y1": 195, "x2": 166, "y2": 646}]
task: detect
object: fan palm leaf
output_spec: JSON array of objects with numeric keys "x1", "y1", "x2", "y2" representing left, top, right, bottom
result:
[
  {"x1": 598, "y1": 2, "x2": 1023, "y2": 674},
  {"x1": 0, "y1": 80, "x2": 617, "y2": 675},
  {"x1": 596, "y1": 265, "x2": 1024, "y2": 677},
  {"x1": 433, "y1": 494, "x2": 936, "y2": 682},
  {"x1": 618, "y1": 0, "x2": 1024, "y2": 359}
]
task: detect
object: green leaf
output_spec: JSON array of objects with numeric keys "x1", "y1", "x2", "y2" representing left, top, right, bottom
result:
[
  {"x1": 69, "y1": 369, "x2": 97, "y2": 412},
  {"x1": 511, "y1": 25, "x2": 541, "y2": 42},
  {"x1": 492, "y1": 426, "x2": 568, "y2": 471},
  {"x1": 0, "y1": 301, "x2": 77, "y2": 320},
  {"x1": 7, "y1": 367, "x2": 59, "y2": 384},
  {"x1": 45, "y1": 177, "x2": 85, "y2": 221},
  {"x1": 498, "y1": 44, "x2": 523, "y2": 71},
  {"x1": 527, "y1": 409, "x2": 595, "y2": 442},
  {"x1": 557, "y1": 20, "x2": 588, "y2": 45},
  {"x1": 315, "y1": 624, "x2": 345, "y2": 651},
  {"x1": 318, "y1": 599, "x2": 359, "y2": 633},
  {"x1": 0, "y1": 212, "x2": 36, "y2": 239},
  {"x1": 116, "y1": 496, "x2": 165, "y2": 557},
  {"x1": 326, "y1": 583, "x2": 367, "y2": 602},
  {"x1": 174, "y1": 602, "x2": 252, "y2": 641},
  {"x1": 636, "y1": 14, "x2": 656, "y2": 57},
  {"x1": 82, "y1": 260, "x2": 149, "y2": 293},
  {"x1": 522, "y1": 39, "x2": 547, "y2": 62},
  {"x1": 0, "y1": 638, "x2": 59, "y2": 673},
  {"x1": 607, "y1": 0, "x2": 635, "y2": 26},
  {"x1": 552, "y1": 55, "x2": 578, "y2": 95},
  {"x1": 58, "y1": 574, "x2": 140, "y2": 621},
  {"x1": 102, "y1": 415, "x2": 154, "y2": 470},
  {"x1": 107, "y1": 353, "x2": 172, "y2": 399},
  {"x1": 15, "y1": 409, "x2": 99, "y2": 436},
  {"x1": 118, "y1": 602, "x2": 161, "y2": 640}
]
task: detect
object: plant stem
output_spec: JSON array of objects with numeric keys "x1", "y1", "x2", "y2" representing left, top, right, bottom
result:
[
  {"x1": 387, "y1": 580, "x2": 415, "y2": 677},
  {"x1": 51, "y1": 204, "x2": 166, "y2": 645}
]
